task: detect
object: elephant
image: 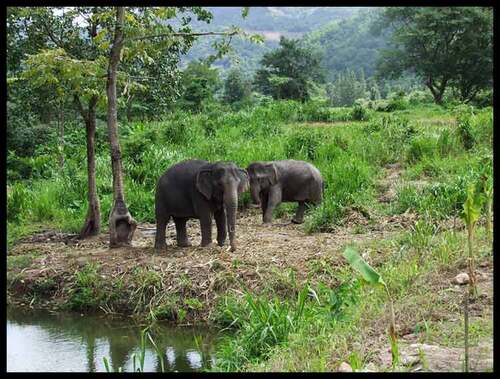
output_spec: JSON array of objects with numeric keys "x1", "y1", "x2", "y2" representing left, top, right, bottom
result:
[
  {"x1": 154, "y1": 159, "x2": 249, "y2": 252},
  {"x1": 246, "y1": 160, "x2": 324, "y2": 224}
]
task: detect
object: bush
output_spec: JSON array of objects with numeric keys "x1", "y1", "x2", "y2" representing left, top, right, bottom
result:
[
  {"x1": 471, "y1": 89, "x2": 493, "y2": 108},
  {"x1": 350, "y1": 102, "x2": 370, "y2": 121},
  {"x1": 407, "y1": 90, "x2": 434, "y2": 105},
  {"x1": 406, "y1": 135, "x2": 438, "y2": 164},
  {"x1": 455, "y1": 107, "x2": 476, "y2": 150},
  {"x1": 7, "y1": 182, "x2": 31, "y2": 222},
  {"x1": 285, "y1": 129, "x2": 324, "y2": 160}
]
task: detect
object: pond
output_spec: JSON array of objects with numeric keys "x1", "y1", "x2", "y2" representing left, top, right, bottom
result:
[{"x1": 7, "y1": 307, "x2": 223, "y2": 372}]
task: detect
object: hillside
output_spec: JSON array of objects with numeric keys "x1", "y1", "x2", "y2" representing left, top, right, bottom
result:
[
  {"x1": 180, "y1": 7, "x2": 363, "y2": 75},
  {"x1": 305, "y1": 8, "x2": 389, "y2": 80}
]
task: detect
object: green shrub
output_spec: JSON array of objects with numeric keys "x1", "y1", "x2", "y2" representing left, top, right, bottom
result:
[
  {"x1": 285, "y1": 129, "x2": 324, "y2": 160},
  {"x1": 406, "y1": 136, "x2": 438, "y2": 164},
  {"x1": 350, "y1": 103, "x2": 369, "y2": 121}
]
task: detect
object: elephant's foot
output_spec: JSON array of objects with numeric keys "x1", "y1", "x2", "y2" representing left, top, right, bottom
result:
[
  {"x1": 291, "y1": 218, "x2": 304, "y2": 224},
  {"x1": 262, "y1": 221, "x2": 273, "y2": 227},
  {"x1": 217, "y1": 239, "x2": 226, "y2": 247},
  {"x1": 177, "y1": 240, "x2": 192, "y2": 248},
  {"x1": 154, "y1": 242, "x2": 166, "y2": 253},
  {"x1": 201, "y1": 240, "x2": 215, "y2": 248}
]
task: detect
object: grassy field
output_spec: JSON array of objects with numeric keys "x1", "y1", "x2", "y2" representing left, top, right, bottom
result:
[{"x1": 7, "y1": 99, "x2": 493, "y2": 371}]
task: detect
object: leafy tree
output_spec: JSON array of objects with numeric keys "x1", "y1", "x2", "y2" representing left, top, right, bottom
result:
[
  {"x1": 327, "y1": 69, "x2": 367, "y2": 107},
  {"x1": 178, "y1": 61, "x2": 221, "y2": 112},
  {"x1": 254, "y1": 37, "x2": 324, "y2": 101},
  {"x1": 8, "y1": 6, "x2": 248, "y2": 246},
  {"x1": 376, "y1": 7, "x2": 493, "y2": 104},
  {"x1": 223, "y1": 68, "x2": 252, "y2": 104}
]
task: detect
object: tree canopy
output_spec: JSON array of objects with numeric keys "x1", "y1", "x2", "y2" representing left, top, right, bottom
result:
[
  {"x1": 376, "y1": 7, "x2": 493, "y2": 104},
  {"x1": 254, "y1": 37, "x2": 324, "y2": 101}
]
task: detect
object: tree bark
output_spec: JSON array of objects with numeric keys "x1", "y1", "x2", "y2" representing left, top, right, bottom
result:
[
  {"x1": 58, "y1": 103, "x2": 65, "y2": 169},
  {"x1": 75, "y1": 95, "x2": 101, "y2": 238},
  {"x1": 106, "y1": 6, "x2": 137, "y2": 247}
]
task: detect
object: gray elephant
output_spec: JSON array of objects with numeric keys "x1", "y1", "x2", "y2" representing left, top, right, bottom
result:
[
  {"x1": 154, "y1": 159, "x2": 248, "y2": 252},
  {"x1": 246, "y1": 160, "x2": 324, "y2": 224}
]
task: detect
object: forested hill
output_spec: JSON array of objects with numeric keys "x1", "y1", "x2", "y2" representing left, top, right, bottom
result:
[
  {"x1": 181, "y1": 7, "x2": 362, "y2": 74},
  {"x1": 304, "y1": 8, "x2": 389, "y2": 80}
]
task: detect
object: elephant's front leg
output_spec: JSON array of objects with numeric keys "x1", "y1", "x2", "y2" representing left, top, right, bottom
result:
[
  {"x1": 154, "y1": 216, "x2": 168, "y2": 251},
  {"x1": 292, "y1": 201, "x2": 306, "y2": 224},
  {"x1": 214, "y1": 208, "x2": 227, "y2": 247},
  {"x1": 263, "y1": 187, "x2": 281, "y2": 224},
  {"x1": 199, "y1": 211, "x2": 213, "y2": 247}
]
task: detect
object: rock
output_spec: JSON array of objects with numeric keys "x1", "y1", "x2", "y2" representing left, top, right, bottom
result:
[
  {"x1": 76, "y1": 257, "x2": 88, "y2": 267},
  {"x1": 452, "y1": 272, "x2": 470, "y2": 285},
  {"x1": 338, "y1": 362, "x2": 353, "y2": 372}
]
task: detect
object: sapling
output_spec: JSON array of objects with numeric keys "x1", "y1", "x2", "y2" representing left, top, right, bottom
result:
[
  {"x1": 460, "y1": 183, "x2": 483, "y2": 372},
  {"x1": 461, "y1": 184, "x2": 483, "y2": 295},
  {"x1": 343, "y1": 247, "x2": 399, "y2": 370}
]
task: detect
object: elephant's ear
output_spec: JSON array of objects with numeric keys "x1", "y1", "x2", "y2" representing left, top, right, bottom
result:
[
  {"x1": 237, "y1": 169, "x2": 249, "y2": 193},
  {"x1": 265, "y1": 163, "x2": 279, "y2": 186},
  {"x1": 196, "y1": 170, "x2": 213, "y2": 199}
]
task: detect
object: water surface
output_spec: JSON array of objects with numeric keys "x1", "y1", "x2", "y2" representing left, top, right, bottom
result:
[{"x1": 7, "y1": 307, "x2": 221, "y2": 372}]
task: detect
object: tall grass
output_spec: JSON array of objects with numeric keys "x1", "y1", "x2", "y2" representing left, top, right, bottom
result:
[{"x1": 6, "y1": 100, "x2": 493, "y2": 242}]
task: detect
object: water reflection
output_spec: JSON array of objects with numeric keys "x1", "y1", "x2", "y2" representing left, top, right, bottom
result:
[{"x1": 7, "y1": 307, "x2": 221, "y2": 372}]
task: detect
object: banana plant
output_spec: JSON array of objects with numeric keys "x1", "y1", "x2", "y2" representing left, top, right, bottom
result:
[
  {"x1": 343, "y1": 246, "x2": 399, "y2": 370},
  {"x1": 461, "y1": 184, "x2": 484, "y2": 295}
]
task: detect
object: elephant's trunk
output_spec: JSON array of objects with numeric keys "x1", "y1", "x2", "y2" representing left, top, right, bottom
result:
[
  {"x1": 224, "y1": 187, "x2": 239, "y2": 252},
  {"x1": 250, "y1": 184, "x2": 261, "y2": 207}
]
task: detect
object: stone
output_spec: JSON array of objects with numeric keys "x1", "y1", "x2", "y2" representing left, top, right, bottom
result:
[
  {"x1": 452, "y1": 272, "x2": 470, "y2": 285},
  {"x1": 338, "y1": 362, "x2": 353, "y2": 372}
]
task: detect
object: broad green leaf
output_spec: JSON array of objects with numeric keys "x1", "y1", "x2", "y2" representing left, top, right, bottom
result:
[
  {"x1": 461, "y1": 184, "x2": 482, "y2": 225},
  {"x1": 343, "y1": 246, "x2": 386, "y2": 286}
]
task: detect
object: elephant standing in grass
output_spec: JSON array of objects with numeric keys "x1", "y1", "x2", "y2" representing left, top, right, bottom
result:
[
  {"x1": 154, "y1": 159, "x2": 249, "y2": 252},
  {"x1": 246, "y1": 160, "x2": 324, "y2": 224}
]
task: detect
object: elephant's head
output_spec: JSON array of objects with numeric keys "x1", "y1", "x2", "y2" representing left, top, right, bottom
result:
[
  {"x1": 246, "y1": 162, "x2": 279, "y2": 207},
  {"x1": 196, "y1": 162, "x2": 248, "y2": 251}
]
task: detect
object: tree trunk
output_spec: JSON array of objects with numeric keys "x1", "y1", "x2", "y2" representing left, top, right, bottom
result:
[
  {"x1": 106, "y1": 7, "x2": 137, "y2": 247},
  {"x1": 425, "y1": 75, "x2": 447, "y2": 105},
  {"x1": 75, "y1": 95, "x2": 101, "y2": 238},
  {"x1": 81, "y1": 99, "x2": 101, "y2": 238},
  {"x1": 58, "y1": 104, "x2": 65, "y2": 169}
]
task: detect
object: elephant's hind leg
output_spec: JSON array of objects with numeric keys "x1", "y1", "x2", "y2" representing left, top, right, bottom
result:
[
  {"x1": 292, "y1": 201, "x2": 306, "y2": 224},
  {"x1": 174, "y1": 217, "x2": 191, "y2": 247}
]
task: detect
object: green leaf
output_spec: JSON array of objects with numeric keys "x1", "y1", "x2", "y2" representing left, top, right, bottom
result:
[{"x1": 343, "y1": 246, "x2": 386, "y2": 287}]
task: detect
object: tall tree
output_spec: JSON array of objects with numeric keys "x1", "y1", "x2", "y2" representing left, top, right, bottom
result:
[
  {"x1": 376, "y1": 7, "x2": 493, "y2": 104},
  {"x1": 9, "y1": 6, "x2": 254, "y2": 246},
  {"x1": 254, "y1": 37, "x2": 324, "y2": 101},
  {"x1": 223, "y1": 68, "x2": 251, "y2": 104}
]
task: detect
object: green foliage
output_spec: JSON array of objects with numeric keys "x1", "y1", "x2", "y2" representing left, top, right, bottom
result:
[
  {"x1": 456, "y1": 108, "x2": 476, "y2": 151},
  {"x1": 327, "y1": 69, "x2": 367, "y2": 107},
  {"x1": 67, "y1": 262, "x2": 103, "y2": 311},
  {"x1": 223, "y1": 68, "x2": 252, "y2": 105},
  {"x1": 212, "y1": 280, "x2": 361, "y2": 371},
  {"x1": 377, "y1": 7, "x2": 493, "y2": 104},
  {"x1": 179, "y1": 61, "x2": 221, "y2": 112},
  {"x1": 254, "y1": 37, "x2": 324, "y2": 101},
  {"x1": 343, "y1": 246, "x2": 385, "y2": 286}
]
